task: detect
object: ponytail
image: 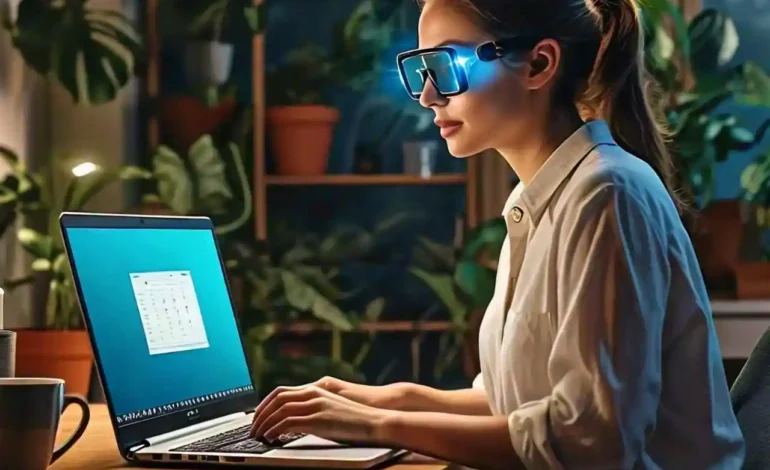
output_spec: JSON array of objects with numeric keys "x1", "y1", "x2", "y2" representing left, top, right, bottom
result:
[{"x1": 582, "y1": 0, "x2": 685, "y2": 211}]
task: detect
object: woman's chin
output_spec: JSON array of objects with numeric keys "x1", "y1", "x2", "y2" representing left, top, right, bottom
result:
[{"x1": 445, "y1": 137, "x2": 481, "y2": 158}]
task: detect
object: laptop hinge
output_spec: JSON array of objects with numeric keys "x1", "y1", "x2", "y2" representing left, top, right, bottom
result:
[
  {"x1": 126, "y1": 442, "x2": 146, "y2": 461},
  {"x1": 144, "y1": 412, "x2": 247, "y2": 447}
]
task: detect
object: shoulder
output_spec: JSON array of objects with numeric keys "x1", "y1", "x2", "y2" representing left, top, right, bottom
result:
[{"x1": 553, "y1": 144, "x2": 678, "y2": 244}]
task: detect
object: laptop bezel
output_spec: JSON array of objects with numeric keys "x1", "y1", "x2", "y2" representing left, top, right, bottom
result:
[{"x1": 59, "y1": 212, "x2": 258, "y2": 457}]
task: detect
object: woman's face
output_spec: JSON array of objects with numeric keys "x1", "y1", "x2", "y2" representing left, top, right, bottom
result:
[{"x1": 417, "y1": 0, "x2": 539, "y2": 158}]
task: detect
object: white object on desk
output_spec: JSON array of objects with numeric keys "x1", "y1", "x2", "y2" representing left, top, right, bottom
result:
[
  {"x1": 711, "y1": 300, "x2": 770, "y2": 359},
  {"x1": 0, "y1": 287, "x2": 4, "y2": 329}
]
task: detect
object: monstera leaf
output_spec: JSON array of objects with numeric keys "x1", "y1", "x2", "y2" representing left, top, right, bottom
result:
[
  {"x1": 737, "y1": 61, "x2": 770, "y2": 108},
  {"x1": 63, "y1": 165, "x2": 153, "y2": 211},
  {"x1": 4, "y1": 0, "x2": 143, "y2": 105},
  {"x1": 152, "y1": 135, "x2": 234, "y2": 215},
  {"x1": 189, "y1": 135, "x2": 234, "y2": 214},
  {"x1": 281, "y1": 270, "x2": 353, "y2": 331},
  {"x1": 688, "y1": 9, "x2": 738, "y2": 77},
  {"x1": 153, "y1": 146, "x2": 194, "y2": 214}
]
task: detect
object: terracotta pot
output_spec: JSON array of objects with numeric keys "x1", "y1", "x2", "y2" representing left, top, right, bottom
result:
[
  {"x1": 267, "y1": 105, "x2": 340, "y2": 176},
  {"x1": 692, "y1": 200, "x2": 744, "y2": 280},
  {"x1": 13, "y1": 329, "x2": 93, "y2": 397},
  {"x1": 735, "y1": 262, "x2": 770, "y2": 299},
  {"x1": 158, "y1": 95, "x2": 237, "y2": 153}
]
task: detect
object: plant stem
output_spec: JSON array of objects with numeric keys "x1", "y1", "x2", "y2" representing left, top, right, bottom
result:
[
  {"x1": 331, "y1": 328, "x2": 342, "y2": 362},
  {"x1": 214, "y1": 142, "x2": 252, "y2": 236}
]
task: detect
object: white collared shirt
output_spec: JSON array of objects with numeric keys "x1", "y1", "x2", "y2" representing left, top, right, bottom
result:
[{"x1": 478, "y1": 120, "x2": 745, "y2": 469}]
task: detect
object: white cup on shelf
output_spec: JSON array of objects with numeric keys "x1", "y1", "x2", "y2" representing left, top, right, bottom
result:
[{"x1": 403, "y1": 141, "x2": 439, "y2": 178}]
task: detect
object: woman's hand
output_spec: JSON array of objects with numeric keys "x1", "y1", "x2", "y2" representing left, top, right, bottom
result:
[
  {"x1": 313, "y1": 376, "x2": 408, "y2": 410},
  {"x1": 249, "y1": 384, "x2": 392, "y2": 445}
]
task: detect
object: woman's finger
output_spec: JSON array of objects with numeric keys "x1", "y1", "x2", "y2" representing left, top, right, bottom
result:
[
  {"x1": 254, "y1": 385, "x2": 299, "y2": 418},
  {"x1": 250, "y1": 387, "x2": 319, "y2": 437},
  {"x1": 254, "y1": 397, "x2": 324, "y2": 439},
  {"x1": 263, "y1": 415, "x2": 317, "y2": 443}
]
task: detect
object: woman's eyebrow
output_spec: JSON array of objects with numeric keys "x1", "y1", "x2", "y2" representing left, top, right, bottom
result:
[{"x1": 424, "y1": 39, "x2": 477, "y2": 48}]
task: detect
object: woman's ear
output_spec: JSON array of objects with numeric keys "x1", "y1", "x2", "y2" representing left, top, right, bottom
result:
[{"x1": 526, "y1": 39, "x2": 562, "y2": 91}]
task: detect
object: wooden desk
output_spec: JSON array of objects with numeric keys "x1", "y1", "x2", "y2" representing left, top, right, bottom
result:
[{"x1": 51, "y1": 404, "x2": 447, "y2": 470}]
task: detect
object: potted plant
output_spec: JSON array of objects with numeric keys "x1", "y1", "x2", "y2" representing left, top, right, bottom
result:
[
  {"x1": 225, "y1": 229, "x2": 388, "y2": 395},
  {"x1": 409, "y1": 217, "x2": 507, "y2": 380},
  {"x1": 154, "y1": 0, "x2": 263, "y2": 153},
  {"x1": 1, "y1": 0, "x2": 143, "y2": 106},
  {"x1": 0, "y1": 146, "x2": 152, "y2": 395},
  {"x1": 141, "y1": 134, "x2": 252, "y2": 236},
  {"x1": 734, "y1": 144, "x2": 770, "y2": 298},
  {"x1": 640, "y1": 4, "x2": 770, "y2": 288},
  {"x1": 158, "y1": 0, "x2": 262, "y2": 90},
  {"x1": 266, "y1": 0, "x2": 398, "y2": 176}
]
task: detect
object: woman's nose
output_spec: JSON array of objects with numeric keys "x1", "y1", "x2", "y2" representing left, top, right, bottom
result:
[{"x1": 419, "y1": 77, "x2": 447, "y2": 108}]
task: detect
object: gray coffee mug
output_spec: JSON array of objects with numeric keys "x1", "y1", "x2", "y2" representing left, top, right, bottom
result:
[
  {"x1": 0, "y1": 330, "x2": 15, "y2": 378},
  {"x1": 0, "y1": 378, "x2": 90, "y2": 470}
]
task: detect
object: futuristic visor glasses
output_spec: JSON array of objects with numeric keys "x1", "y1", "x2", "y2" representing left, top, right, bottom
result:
[{"x1": 396, "y1": 36, "x2": 544, "y2": 100}]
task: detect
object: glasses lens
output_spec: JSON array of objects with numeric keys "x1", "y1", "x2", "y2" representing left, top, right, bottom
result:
[{"x1": 400, "y1": 50, "x2": 462, "y2": 97}]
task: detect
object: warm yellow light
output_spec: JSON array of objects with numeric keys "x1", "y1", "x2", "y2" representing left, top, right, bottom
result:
[{"x1": 71, "y1": 162, "x2": 99, "y2": 177}]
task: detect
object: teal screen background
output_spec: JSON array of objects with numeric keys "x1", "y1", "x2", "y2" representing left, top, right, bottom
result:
[{"x1": 65, "y1": 227, "x2": 253, "y2": 416}]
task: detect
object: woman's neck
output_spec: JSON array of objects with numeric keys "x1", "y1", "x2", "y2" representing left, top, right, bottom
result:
[{"x1": 497, "y1": 108, "x2": 584, "y2": 185}]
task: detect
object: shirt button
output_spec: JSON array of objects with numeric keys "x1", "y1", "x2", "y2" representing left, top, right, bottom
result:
[{"x1": 512, "y1": 206, "x2": 524, "y2": 223}]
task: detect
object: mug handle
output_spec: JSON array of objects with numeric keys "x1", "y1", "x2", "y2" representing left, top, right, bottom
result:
[{"x1": 50, "y1": 394, "x2": 91, "y2": 464}]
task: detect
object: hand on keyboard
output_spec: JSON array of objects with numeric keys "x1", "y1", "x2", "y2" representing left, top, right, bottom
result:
[
  {"x1": 171, "y1": 424, "x2": 305, "y2": 454},
  {"x1": 249, "y1": 382, "x2": 392, "y2": 446}
]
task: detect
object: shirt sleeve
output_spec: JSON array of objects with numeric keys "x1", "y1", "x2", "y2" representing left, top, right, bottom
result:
[
  {"x1": 473, "y1": 373, "x2": 485, "y2": 390},
  {"x1": 508, "y1": 183, "x2": 669, "y2": 469}
]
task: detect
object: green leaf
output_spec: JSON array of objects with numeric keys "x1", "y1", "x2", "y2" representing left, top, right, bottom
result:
[
  {"x1": 46, "y1": 278, "x2": 61, "y2": 328},
  {"x1": 17, "y1": 228, "x2": 53, "y2": 259},
  {"x1": 31, "y1": 258, "x2": 51, "y2": 271},
  {"x1": 247, "y1": 323, "x2": 276, "y2": 343},
  {"x1": 454, "y1": 261, "x2": 496, "y2": 310},
  {"x1": 409, "y1": 267, "x2": 467, "y2": 321},
  {"x1": 737, "y1": 61, "x2": 770, "y2": 107},
  {"x1": 52, "y1": 252, "x2": 68, "y2": 275},
  {"x1": 281, "y1": 244, "x2": 315, "y2": 266},
  {"x1": 0, "y1": 145, "x2": 20, "y2": 169},
  {"x1": 688, "y1": 8, "x2": 739, "y2": 76},
  {"x1": 9, "y1": 1, "x2": 143, "y2": 105},
  {"x1": 3, "y1": 275, "x2": 35, "y2": 291},
  {"x1": 188, "y1": 135, "x2": 234, "y2": 214},
  {"x1": 364, "y1": 297, "x2": 385, "y2": 321},
  {"x1": 412, "y1": 236, "x2": 455, "y2": 272},
  {"x1": 731, "y1": 126, "x2": 755, "y2": 145},
  {"x1": 243, "y1": 4, "x2": 265, "y2": 35},
  {"x1": 281, "y1": 270, "x2": 353, "y2": 331},
  {"x1": 65, "y1": 165, "x2": 153, "y2": 211},
  {"x1": 292, "y1": 265, "x2": 342, "y2": 301},
  {"x1": 641, "y1": 0, "x2": 691, "y2": 58},
  {"x1": 153, "y1": 145, "x2": 194, "y2": 214},
  {"x1": 461, "y1": 217, "x2": 507, "y2": 261}
]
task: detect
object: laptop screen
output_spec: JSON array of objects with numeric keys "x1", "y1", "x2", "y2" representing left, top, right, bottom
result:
[{"x1": 64, "y1": 225, "x2": 254, "y2": 428}]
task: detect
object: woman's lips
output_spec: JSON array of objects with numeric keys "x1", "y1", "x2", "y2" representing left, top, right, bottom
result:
[{"x1": 435, "y1": 120, "x2": 463, "y2": 138}]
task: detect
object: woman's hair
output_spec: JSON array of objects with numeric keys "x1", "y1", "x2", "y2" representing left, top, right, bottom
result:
[{"x1": 431, "y1": 0, "x2": 684, "y2": 211}]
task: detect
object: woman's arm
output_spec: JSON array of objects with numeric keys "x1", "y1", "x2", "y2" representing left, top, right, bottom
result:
[
  {"x1": 378, "y1": 412, "x2": 522, "y2": 470},
  {"x1": 251, "y1": 386, "x2": 519, "y2": 470},
  {"x1": 396, "y1": 383, "x2": 491, "y2": 415},
  {"x1": 315, "y1": 376, "x2": 491, "y2": 415}
]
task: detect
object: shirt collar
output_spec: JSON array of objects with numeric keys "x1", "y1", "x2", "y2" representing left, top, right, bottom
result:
[{"x1": 502, "y1": 120, "x2": 616, "y2": 222}]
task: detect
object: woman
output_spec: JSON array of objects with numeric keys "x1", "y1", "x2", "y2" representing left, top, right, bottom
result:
[{"x1": 250, "y1": 0, "x2": 745, "y2": 468}]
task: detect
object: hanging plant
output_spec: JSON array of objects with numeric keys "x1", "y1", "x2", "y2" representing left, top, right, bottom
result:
[{"x1": 1, "y1": 0, "x2": 144, "y2": 106}]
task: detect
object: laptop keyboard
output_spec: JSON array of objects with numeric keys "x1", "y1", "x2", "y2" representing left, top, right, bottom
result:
[{"x1": 171, "y1": 424, "x2": 306, "y2": 454}]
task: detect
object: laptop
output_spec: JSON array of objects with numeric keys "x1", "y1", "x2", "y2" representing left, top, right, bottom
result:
[{"x1": 59, "y1": 212, "x2": 406, "y2": 468}]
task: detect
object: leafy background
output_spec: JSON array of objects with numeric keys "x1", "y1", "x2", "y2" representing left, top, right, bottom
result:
[{"x1": 702, "y1": 0, "x2": 770, "y2": 200}]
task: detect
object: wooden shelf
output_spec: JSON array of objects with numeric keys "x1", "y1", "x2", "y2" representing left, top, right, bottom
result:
[
  {"x1": 276, "y1": 320, "x2": 454, "y2": 334},
  {"x1": 265, "y1": 174, "x2": 468, "y2": 186}
]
